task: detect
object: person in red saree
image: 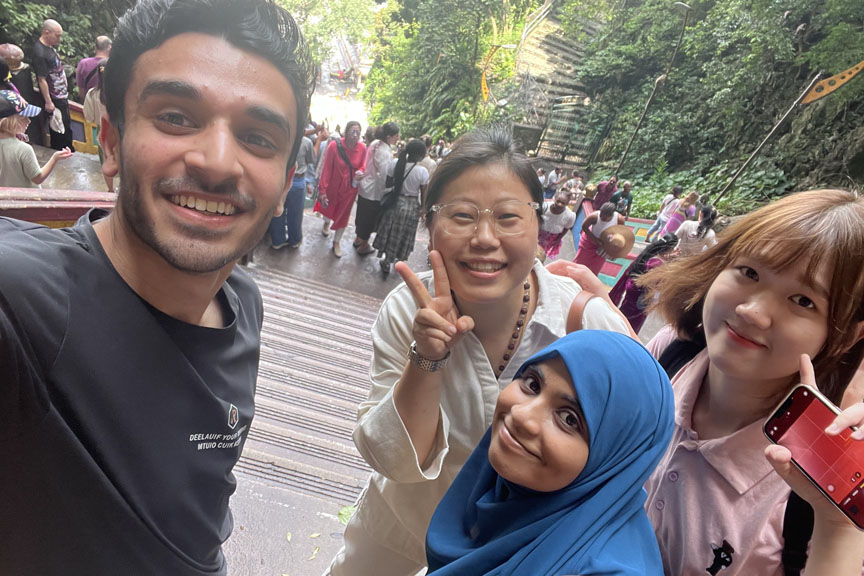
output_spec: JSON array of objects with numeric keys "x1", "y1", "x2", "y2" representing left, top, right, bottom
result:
[{"x1": 315, "y1": 119, "x2": 367, "y2": 257}]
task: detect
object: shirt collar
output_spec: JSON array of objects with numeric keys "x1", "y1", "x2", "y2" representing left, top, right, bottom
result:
[{"x1": 673, "y1": 350, "x2": 776, "y2": 494}]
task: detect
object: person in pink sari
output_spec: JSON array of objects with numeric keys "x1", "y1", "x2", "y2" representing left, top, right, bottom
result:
[
  {"x1": 315, "y1": 120, "x2": 367, "y2": 257},
  {"x1": 661, "y1": 191, "x2": 697, "y2": 236}
]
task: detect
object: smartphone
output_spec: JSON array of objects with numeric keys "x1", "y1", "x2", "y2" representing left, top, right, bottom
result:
[{"x1": 764, "y1": 384, "x2": 864, "y2": 530}]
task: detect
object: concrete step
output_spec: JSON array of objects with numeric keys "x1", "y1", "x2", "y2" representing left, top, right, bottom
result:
[
  {"x1": 236, "y1": 448, "x2": 364, "y2": 507},
  {"x1": 236, "y1": 264, "x2": 378, "y2": 508}
]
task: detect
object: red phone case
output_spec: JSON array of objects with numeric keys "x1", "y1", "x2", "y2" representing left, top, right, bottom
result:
[{"x1": 764, "y1": 384, "x2": 864, "y2": 531}]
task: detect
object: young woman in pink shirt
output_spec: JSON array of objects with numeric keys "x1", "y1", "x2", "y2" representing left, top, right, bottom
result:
[{"x1": 638, "y1": 189, "x2": 864, "y2": 575}]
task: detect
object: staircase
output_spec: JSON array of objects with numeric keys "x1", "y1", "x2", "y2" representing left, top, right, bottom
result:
[
  {"x1": 239, "y1": 264, "x2": 378, "y2": 507},
  {"x1": 514, "y1": 3, "x2": 602, "y2": 169}
]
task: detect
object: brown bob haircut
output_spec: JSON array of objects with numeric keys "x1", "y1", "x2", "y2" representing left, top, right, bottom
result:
[{"x1": 639, "y1": 189, "x2": 864, "y2": 403}]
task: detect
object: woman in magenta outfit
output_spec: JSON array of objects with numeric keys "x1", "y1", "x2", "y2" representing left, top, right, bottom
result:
[
  {"x1": 608, "y1": 234, "x2": 678, "y2": 334},
  {"x1": 574, "y1": 202, "x2": 625, "y2": 275},
  {"x1": 591, "y1": 176, "x2": 618, "y2": 210},
  {"x1": 661, "y1": 191, "x2": 697, "y2": 236},
  {"x1": 315, "y1": 120, "x2": 367, "y2": 256}
]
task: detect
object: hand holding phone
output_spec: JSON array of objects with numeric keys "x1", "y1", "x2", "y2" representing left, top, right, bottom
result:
[{"x1": 764, "y1": 355, "x2": 864, "y2": 531}]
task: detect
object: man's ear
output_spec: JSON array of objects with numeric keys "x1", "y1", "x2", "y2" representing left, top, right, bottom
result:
[
  {"x1": 99, "y1": 115, "x2": 120, "y2": 179},
  {"x1": 272, "y1": 166, "x2": 296, "y2": 218}
]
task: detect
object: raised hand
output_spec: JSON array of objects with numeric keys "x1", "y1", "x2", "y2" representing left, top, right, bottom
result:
[
  {"x1": 53, "y1": 147, "x2": 73, "y2": 161},
  {"x1": 395, "y1": 250, "x2": 474, "y2": 362}
]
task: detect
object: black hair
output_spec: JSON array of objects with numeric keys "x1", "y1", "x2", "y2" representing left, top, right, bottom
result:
[
  {"x1": 345, "y1": 120, "x2": 361, "y2": 135},
  {"x1": 628, "y1": 233, "x2": 678, "y2": 279},
  {"x1": 696, "y1": 205, "x2": 716, "y2": 239},
  {"x1": 0, "y1": 59, "x2": 12, "y2": 91},
  {"x1": 392, "y1": 139, "x2": 426, "y2": 195},
  {"x1": 599, "y1": 202, "x2": 616, "y2": 219},
  {"x1": 378, "y1": 121, "x2": 399, "y2": 141},
  {"x1": 104, "y1": 0, "x2": 315, "y2": 168},
  {"x1": 672, "y1": 185, "x2": 683, "y2": 196},
  {"x1": 424, "y1": 126, "x2": 544, "y2": 228}
]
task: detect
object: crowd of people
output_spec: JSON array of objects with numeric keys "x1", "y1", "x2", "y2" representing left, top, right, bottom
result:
[
  {"x1": 1, "y1": 1, "x2": 864, "y2": 576},
  {"x1": 267, "y1": 117, "x2": 456, "y2": 275},
  {"x1": 0, "y1": 22, "x2": 122, "y2": 190}
]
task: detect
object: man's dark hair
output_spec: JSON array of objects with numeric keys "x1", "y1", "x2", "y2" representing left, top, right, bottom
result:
[{"x1": 104, "y1": 0, "x2": 315, "y2": 167}]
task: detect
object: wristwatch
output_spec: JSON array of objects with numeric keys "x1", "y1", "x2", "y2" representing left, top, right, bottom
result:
[{"x1": 408, "y1": 341, "x2": 450, "y2": 372}]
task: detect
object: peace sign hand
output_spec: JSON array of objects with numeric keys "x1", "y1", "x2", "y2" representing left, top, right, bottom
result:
[{"x1": 395, "y1": 250, "x2": 475, "y2": 362}]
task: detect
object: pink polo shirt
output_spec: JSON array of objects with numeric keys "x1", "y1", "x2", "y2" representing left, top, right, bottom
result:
[{"x1": 645, "y1": 327, "x2": 788, "y2": 576}]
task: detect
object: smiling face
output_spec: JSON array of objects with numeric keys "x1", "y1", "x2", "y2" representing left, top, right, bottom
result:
[
  {"x1": 429, "y1": 163, "x2": 539, "y2": 305},
  {"x1": 703, "y1": 256, "x2": 830, "y2": 393},
  {"x1": 100, "y1": 33, "x2": 297, "y2": 274},
  {"x1": 489, "y1": 357, "x2": 590, "y2": 492}
]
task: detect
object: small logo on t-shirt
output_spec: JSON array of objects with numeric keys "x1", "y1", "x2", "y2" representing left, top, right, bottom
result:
[
  {"x1": 228, "y1": 403, "x2": 239, "y2": 429},
  {"x1": 706, "y1": 540, "x2": 735, "y2": 574}
]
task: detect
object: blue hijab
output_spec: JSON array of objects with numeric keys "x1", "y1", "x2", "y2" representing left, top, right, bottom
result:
[{"x1": 426, "y1": 330, "x2": 674, "y2": 575}]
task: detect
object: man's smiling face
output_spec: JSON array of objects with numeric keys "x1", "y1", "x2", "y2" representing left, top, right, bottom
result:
[{"x1": 100, "y1": 32, "x2": 298, "y2": 274}]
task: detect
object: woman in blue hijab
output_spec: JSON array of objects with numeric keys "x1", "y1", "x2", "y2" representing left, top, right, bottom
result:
[{"x1": 426, "y1": 330, "x2": 674, "y2": 575}]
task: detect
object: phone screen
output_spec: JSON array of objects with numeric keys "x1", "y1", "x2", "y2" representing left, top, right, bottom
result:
[{"x1": 766, "y1": 386, "x2": 864, "y2": 527}]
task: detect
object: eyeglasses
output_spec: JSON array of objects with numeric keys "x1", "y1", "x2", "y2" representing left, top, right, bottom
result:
[
  {"x1": 429, "y1": 200, "x2": 540, "y2": 237},
  {"x1": 347, "y1": 129, "x2": 361, "y2": 136}
]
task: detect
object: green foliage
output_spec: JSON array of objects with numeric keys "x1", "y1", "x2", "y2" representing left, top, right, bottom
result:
[
  {"x1": 625, "y1": 156, "x2": 789, "y2": 219},
  {"x1": 0, "y1": 0, "x2": 54, "y2": 44},
  {"x1": 278, "y1": 0, "x2": 377, "y2": 65},
  {"x1": 565, "y1": 0, "x2": 864, "y2": 212},
  {"x1": 362, "y1": 0, "x2": 536, "y2": 138}
]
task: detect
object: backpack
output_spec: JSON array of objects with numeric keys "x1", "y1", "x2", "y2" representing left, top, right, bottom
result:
[{"x1": 657, "y1": 336, "x2": 813, "y2": 576}]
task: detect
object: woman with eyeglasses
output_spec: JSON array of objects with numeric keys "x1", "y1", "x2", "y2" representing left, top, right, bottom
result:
[{"x1": 324, "y1": 127, "x2": 630, "y2": 576}]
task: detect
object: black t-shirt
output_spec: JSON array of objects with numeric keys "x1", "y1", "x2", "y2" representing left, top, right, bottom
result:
[
  {"x1": 31, "y1": 39, "x2": 68, "y2": 100},
  {"x1": 10, "y1": 65, "x2": 41, "y2": 105},
  {"x1": 0, "y1": 212, "x2": 262, "y2": 574}
]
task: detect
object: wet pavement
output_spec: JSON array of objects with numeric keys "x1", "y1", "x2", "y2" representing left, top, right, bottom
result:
[{"x1": 34, "y1": 145, "x2": 112, "y2": 192}]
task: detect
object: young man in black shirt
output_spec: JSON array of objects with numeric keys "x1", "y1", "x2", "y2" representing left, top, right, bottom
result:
[{"x1": 0, "y1": 0, "x2": 314, "y2": 573}]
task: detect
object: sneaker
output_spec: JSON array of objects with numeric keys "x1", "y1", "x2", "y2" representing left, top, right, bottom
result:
[
  {"x1": 271, "y1": 241, "x2": 289, "y2": 250},
  {"x1": 357, "y1": 244, "x2": 376, "y2": 256},
  {"x1": 322, "y1": 221, "x2": 331, "y2": 237},
  {"x1": 288, "y1": 241, "x2": 302, "y2": 249},
  {"x1": 332, "y1": 243, "x2": 343, "y2": 258},
  {"x1": 380, "y1": 260, "x2": 391, "y2": 275}
]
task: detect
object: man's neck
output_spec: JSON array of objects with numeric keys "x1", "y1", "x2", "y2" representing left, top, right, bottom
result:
[
  {"x1": 93, "y1": 214, "x2": 233, "y2": 328},
  {"x1": 38, "y1": 38, "x2": 51, "y2": 48}
]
